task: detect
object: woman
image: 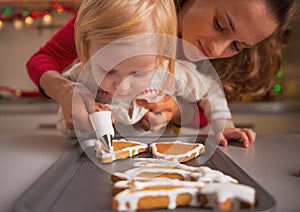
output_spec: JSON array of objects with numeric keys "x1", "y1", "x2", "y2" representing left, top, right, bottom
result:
[
  {"x1": 139, "y1": 0, "x2": 299, "y2": 146},
  {"x1": 26, "y1": 0, "x2": 299, "y2": 147}
]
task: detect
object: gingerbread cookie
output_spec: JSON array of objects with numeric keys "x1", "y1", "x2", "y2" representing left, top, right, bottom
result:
[
  {"x1": 150, "y1": 141, "x2": 205, "y2": 163},
  {"x1": 95, "y1": 139, "x2": 148, "y2": 163},
  {"x1": 199, "y1": 182, "x2": 256, "y2": 210},
  {"x1": 111, "y1": 158, "x2": 256, "y2": 211},
  {"x1": 112, "y1": 179, "x2": 204, "y2": 211},
  {"x1": 112, "y1": 158, "x2": 237, "y2": 183}
]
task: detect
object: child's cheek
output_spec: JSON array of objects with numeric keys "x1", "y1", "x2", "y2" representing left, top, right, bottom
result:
[{"x1": 100, "y1": 77, "x2": 113, "y2": 94}]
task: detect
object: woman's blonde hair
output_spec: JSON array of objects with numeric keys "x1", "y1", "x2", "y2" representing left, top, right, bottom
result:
[{"x1": 75, "y1": 0, "x2": 177, "y2": 75}]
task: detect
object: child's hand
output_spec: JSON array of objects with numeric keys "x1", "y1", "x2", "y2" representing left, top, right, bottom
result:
[
  {"x1": 220, "y1": 127, "x2": 256, "y2": 148},
  {"x1": 136, "y1": 95, "x2": 180, "y2": 131}
]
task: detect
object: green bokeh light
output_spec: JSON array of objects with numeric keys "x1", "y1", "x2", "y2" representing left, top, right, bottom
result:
[
  {"x1": 274, "y1": 84, "x2": 282, "y2": 92},
  {"x1": 277, "y1": 70, "x2": 284, "y2": 78},
  {"x1": 4, "y1": 7, "x2": 11, "y2": 15},
  {"x1": 22, "y1": 10, "x2": 29, "y2": 17}
]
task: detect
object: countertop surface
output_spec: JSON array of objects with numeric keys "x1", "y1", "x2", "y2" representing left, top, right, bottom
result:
[
  {"x1": 0, "y1": 132, "x2": 299, "y2": 212},
  {"x1": 0, "y1": 132, "x2": 75, "y2": 212},
  {"x1": 219, "y1": 134, "x2": 300, "y2": 212}
]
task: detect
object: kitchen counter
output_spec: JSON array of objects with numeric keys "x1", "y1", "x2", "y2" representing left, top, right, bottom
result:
[
  {"x1": 0, "y1": 133, "x2": 75, "y2": 212},
  {"x1": 219, "y1": 134, "x2": 300, "y2": 212},
  {"x1": 0, "y1": 133, "x2": 299, "y2": 212}
]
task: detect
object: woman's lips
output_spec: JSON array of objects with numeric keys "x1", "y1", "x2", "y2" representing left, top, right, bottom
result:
[{"x1": 197, "y1": 40, "x2": 210, "y2": 57}]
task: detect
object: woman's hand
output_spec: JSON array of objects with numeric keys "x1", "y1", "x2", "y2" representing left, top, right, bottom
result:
[
  {"x1": 71, "y1": 83, "x2": 97, "y2": 132},
  {"x1": 135, "y1": 95, "x2": 180, "y2": 131},
  {"x1": 40, "y1": 71, "x2": 95, "y2": 132},
  {"x1": 219, "y1": 127, "x2": 256, "y2": 148}
]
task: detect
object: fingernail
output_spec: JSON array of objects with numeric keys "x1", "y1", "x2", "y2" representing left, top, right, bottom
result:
[{"x1": 152, "y1": 110, "x2": 162, "y2": 115}]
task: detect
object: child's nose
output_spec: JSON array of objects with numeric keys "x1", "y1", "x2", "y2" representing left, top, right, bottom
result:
[
  {"x1": 114, "y1": 77, "x2": 131, "y2": 91},
  {"x1": 118, "y1": 80, "x2": 131, "y2": 90}
]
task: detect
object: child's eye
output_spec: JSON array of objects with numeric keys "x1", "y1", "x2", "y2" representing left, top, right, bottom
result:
[
  {"x1": 132, "y1": 70, "x2": 152, "y2": 77},
  {"x1": 107, "y1": 69, "x2": 116, "y2": 75},
  {"x1": 214, "y1": 18, "x2": 226, "y2": 32}
]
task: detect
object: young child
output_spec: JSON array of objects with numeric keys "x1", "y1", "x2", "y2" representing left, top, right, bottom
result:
[{"x1": 56, "y1": 0, "x2": 178, "y2": 137}]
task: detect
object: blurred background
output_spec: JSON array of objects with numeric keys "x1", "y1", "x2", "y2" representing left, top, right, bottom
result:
[
  {"x1": 0, "y1": 0, "x2": 299, "y2": 134},
  {"x1": 0, "y1": 0, "x2": 80, "y2": 91}
]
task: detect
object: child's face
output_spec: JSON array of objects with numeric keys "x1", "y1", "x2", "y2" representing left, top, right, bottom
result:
[{"x1": 97, "y1": 55, "x2": 158, "y2": 98}]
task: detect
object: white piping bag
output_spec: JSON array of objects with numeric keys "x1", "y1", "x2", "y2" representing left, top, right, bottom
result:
[{"x1": 89, "y1": 111, "x2": 115, "y2": 152}]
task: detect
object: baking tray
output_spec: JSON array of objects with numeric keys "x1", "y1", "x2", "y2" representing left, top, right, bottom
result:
[{"x1": 14, "y1": 135, "x2": 276, "y2": 212}]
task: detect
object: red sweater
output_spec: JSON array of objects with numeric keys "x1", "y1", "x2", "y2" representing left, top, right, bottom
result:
[
  {"x1": 26, "y1": 15, "x2": 208, "y2": 129},
  {"x1": 27, "y1": 15, "x2": 78, "y2": 86}
]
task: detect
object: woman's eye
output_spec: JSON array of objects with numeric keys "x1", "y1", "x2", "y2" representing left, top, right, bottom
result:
[
  {"x1": 214, "y1": 18, "x2": 226, "y2": 32},
  {"x1": 231, "y1": 41, "x2": 240, "y2": 52}
]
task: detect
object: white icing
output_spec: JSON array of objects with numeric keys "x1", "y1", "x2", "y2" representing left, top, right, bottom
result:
[
  {"x1": 200, "y1": 183, "x2": 255, "y2": 205},
  {"x1": 114, "y1": 178, "x2": 205, "y2": 189},
  {"x1": 112, "y1": 151, "x2": 255, "y2": 211},
  {"x1": 150, "y1": 141, "x2": 204, "y2": 162},
  {"x1": 95, "y1": 139, "x2": 147, "y2": 162},
  {"x1": 190, "y1": 167, "x2": 238, "y2": 183},
  {"x1": 115, "y1": 185, "x2": 201, "y2": 211},
  {"x1": 132, "y1": 158, "x2": 238, "y2": 183},
  {"x1": 134, "y1": 158, "x2": 179, "y2": 168},
  {"x1": 115, "y1": 166, "x2": 191, "y2": 181}
]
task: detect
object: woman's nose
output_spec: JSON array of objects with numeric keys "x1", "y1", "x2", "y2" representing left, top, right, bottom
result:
[{"x1": 209, "y1": 39, "x2": 231, "y2": 57}]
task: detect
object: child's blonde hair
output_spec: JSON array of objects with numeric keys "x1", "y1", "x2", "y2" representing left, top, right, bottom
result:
[{"x1": 75, "y1": 0, "x2": 177, "y2": 75}]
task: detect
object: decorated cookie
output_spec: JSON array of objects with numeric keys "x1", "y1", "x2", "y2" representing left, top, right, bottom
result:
[
  {"x1": 150, "y1": 141, "x2": 205, "y2": 163},
  {"x1": 95, "y1": 139, "x2": 148, "y2": 163}
]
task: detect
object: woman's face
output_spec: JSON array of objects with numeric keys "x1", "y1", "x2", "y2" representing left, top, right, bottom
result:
[{"x1": 180, "y1": 0, "x2": 278, "y2": 59}]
